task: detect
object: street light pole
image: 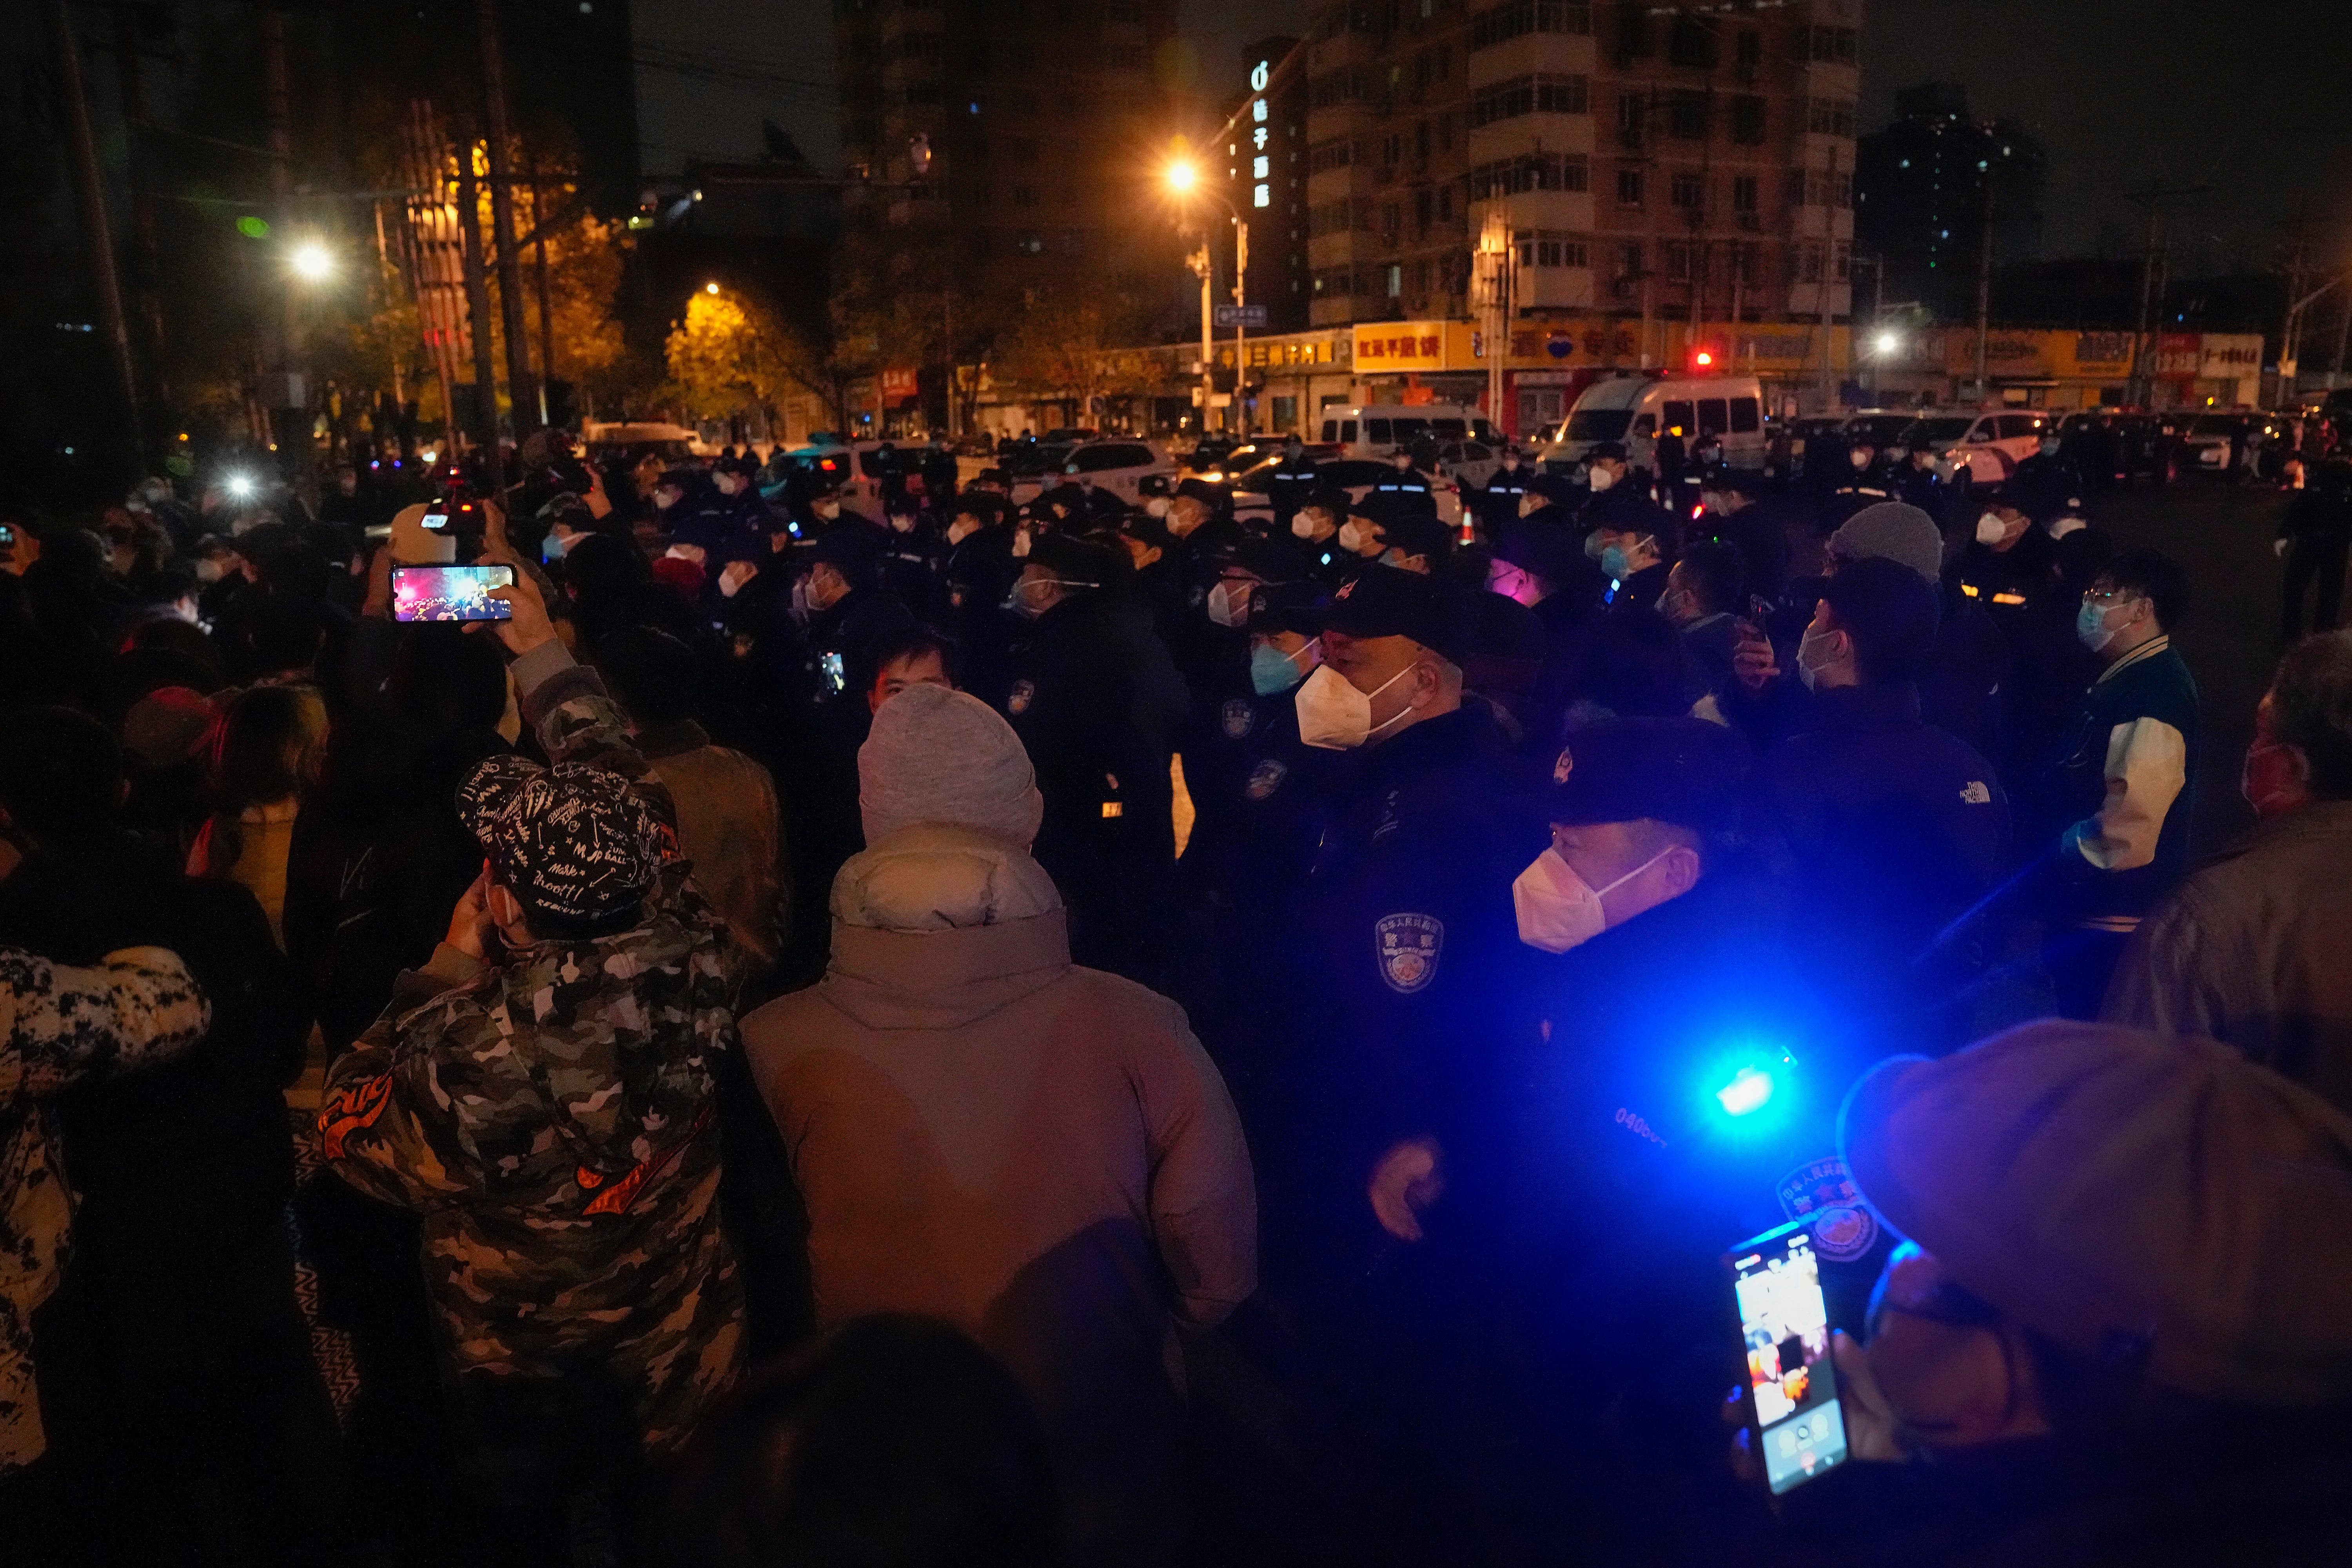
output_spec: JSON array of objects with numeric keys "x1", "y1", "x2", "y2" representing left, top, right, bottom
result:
[
  {"x1": 1233, "y1": 217, "x2": 1249, "y2": 438},
  {"x1": 1191, "y1": 236, "x2": 1213, "y2": 436}
]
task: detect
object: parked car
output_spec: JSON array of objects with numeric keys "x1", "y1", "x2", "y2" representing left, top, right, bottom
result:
[
  {"x1": 1430, "y1": 438, "x2": 1504, "y2": 492},
  {"x1": 2176, "y1": 413, "x2": 2247, "y2": 477},
  {"x1": 1843, "y1": 410, "x2": 1926, "y2": 451},
  {"x1": 1056, "y1": 438, "x2": 1174, "y2": 504},
  {"x1": 1900, "y1": 408, "x2": 2052, "y2": 485},
  {"x1": 1316, "y1": 403, "x2": 1499, "y2": 461},
  {"x1": 2056, "y1": 409, "x2": 2176, "y2": 489},
  {"x1": 1232, "y1": 456, "x2": 1465, "y2": 529}
]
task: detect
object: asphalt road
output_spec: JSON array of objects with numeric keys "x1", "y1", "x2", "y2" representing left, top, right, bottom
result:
[{"x1": 2094, "y1": 477, "x2": 2293, "y2": 859}]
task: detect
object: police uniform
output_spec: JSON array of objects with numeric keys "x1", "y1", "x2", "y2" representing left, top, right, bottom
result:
[
  {"x1": 670, "y1": 469, "x2": 775, "y2": 570},
  {"x1": 1001, "y1": 536, "x2": 1176, "y2": 987},
  {"x1": 1368, "y1": 460, "x2": 1437, "y2": 512},
  {"x1": 1265, "y1": 448, "x2": 1322, "y2": 528},
  {"x1": 2004, "y1": 448, "x2": 2085, "y2": 526},
  {"x1": 1471, "y1": 457, "x2": 1533, "y2": 532}
]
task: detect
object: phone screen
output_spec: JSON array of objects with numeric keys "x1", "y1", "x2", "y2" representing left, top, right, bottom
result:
[
  {"x1": 1730, "y1": 1221, "x2": 1849, "y2": 1495},
  {"x1": 392, "y1": 564, "x2": 514, "y2": 622},
  {"x1": 820, "y1": 650, "x2": 847, "y2": 693},
  {"x1": 421, "y1": 510, "x2": 450, "y2": 532}
]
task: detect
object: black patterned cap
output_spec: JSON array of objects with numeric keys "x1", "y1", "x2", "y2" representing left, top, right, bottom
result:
[{"x1": 456, "y1": 754, "x2": 667, "y2": 922}]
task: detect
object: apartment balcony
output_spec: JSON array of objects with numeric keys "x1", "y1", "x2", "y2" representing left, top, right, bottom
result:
[
  {"x1": 1466, "y1": 113, "x2": 1595, "y2": 169},
  {"x1": 1465, "y1": 31, "x2": 1597, "y2": 87},
  {"x1": 1517, "y1": 266, "x2": 1596, "y2": 310},
  {"x1": 1468, "y1": 190, "x2": 1594, "y2": 233}
]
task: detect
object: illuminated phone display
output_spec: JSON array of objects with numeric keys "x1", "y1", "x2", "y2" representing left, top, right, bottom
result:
[{"x1": 1730, "y1": 1221, "x2": 1850, "y2": 1495}]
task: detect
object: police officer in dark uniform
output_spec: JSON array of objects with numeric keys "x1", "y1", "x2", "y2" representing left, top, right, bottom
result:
[
  {"x1": 1285, "y1": 489, "x2": 1356, "y2": 586},
  {"x1": 2004, "y1": 430, "x2": 2086, "y2": 527},
  {"x1": 2278, "y1": 457, "x2": 2352, "y2": 638},
  {"x1": 1000, "y1": 534, "x2": 1175, "y2": 987},
  {"x1": 1575, "y1": 442, "x2": 1673, "y2": 545},
  {"x1": 1471, "y1": 446, "x2": 1535, "y2": 534},
  {"x1": 919, "y1": 440, "x2": 959, "y2": 511},
  {"x1": 1369, "y1": 446, "x2": 1437, "y2": 512},
  {"x1": 1822, "y1": 437, "x2": 1895, "y2": 530},
  {"x1": 1688, "y1": 470, "x2": 1793, "y2": 605},
  {"x1": 1265, "y1": 439, "x2": 1322, "y2": 532},
  {"x1": 1501, "y1": 719, "x2": 1890, "y2": 1544}
]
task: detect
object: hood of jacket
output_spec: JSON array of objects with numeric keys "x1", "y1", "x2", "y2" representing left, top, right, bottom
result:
[{"x1": 820, "y1": 823, "x2": 1070, "y2": 1031}]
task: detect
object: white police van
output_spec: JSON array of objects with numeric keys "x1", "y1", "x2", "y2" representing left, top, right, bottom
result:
[
  {"x1": 1316, "y1": 403, "x2": 1500, "y2": 459},
  {"x1": 1534, "y1": 374, "x2": 1767, "y2": 474}
]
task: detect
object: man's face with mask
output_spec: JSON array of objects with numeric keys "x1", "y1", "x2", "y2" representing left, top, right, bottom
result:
[
  {"x1": 335, "y1": 469, "x2": 358, "y2": 497},
  {"x1": 812, "y1": 494, "x2": 842, "y2": 522},
  {"x1": 1167, "y1": 496, "x2": 1211, "y2": 537},
  {"x1": 1292, "y1": 505, "x2": 1336, "y2": 542},
  {"x1": 655, "y1": 483, "x2": 685, "y2": 512},
  {"x1": 1322, "y1": 630, "x2": 1434, "y2": 737},
  {"x1": 1587, "y1": 458, "x2": 1624, "y2": 492},
  {"x1": 1501, "y1": 451, "x2": 1521, "y2": 470},
  {"x1": 1391, "y1": 451, "x2": 1414, "y2": 470},
  {"x1": 804, "y1": 561, "x2": 851, "y2": 612},
  {"x1": 1657, "y1": 561, "x2": 1705, "y2": 627}
]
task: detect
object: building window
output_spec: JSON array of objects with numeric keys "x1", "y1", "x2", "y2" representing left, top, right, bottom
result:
[
  {"x1": 1670, "y1": 170, "x2": 1704, "y2": 209},
  {"x1": 1616, "y1": 165, "x2": 1643, "y2": 205},
  {"x1": 1437, "y1": 185, "x2": 1453, "y2": 220},
  {"x1": 1731, "y1": 174, "x2": 1758, "y2": 214},
  {"x1": 1797, "y1": 241, "x2": 1823, "y2": 283},
  {"x1": 1808, "y1": 25, "x2": 1858, "y2": 64},
  {"x1": 1663, "y1": 239, "x2": 1693, "y2": 280},
  {"x1": 1467, "y1": 153, "x2": 1589, "y2": 200},
  {"x1": 1386, "y1": 263, "x2": 1403, "y2": 298},
  {"x1": 1833, "y1": 241, "x2": 1851, "y2": 282},
  {"x1": 1618, "y1": 240, "x2": 1643, "y2": 276},
  {"x1": 1615, "y1": 93, "x2": 1646, "y2": 150},
  {"x1": 1470, "y1": 0, "x2": 1592, "y2": 49},
  {"x1": 1735, "y1": 29, "x2": 1762, "y2": 73},
  {"x1": 1808, "y1": 97, "x2": 1857, "y2": 137},
  {"x1": 1308, "y1": 138, "x2": 1355, "y2": 174},
  {"x1": 1614, "y1": 0, "x2": 1652, "y2": 59},
  {"x1": 1514, "y1": 234, "x2": 1590, "y2": 269},
  {"x1": 1414, "y1": 187, "x2": 1433, "y2": 232},
  {"x1": 1381, "y1": 201, "x2": 1401, "y2": 242},
  {"x1": 1729, "y1": 95, "x2": 1766, "y2": 145},
  {"x1": 1469, "y1": 73, "x2": 1591, "y2": 128},
  {"x1": 1667, "y1": 15, "x2": 1717, "y2": 69},
  {"x1": 1668, "y1": 90, "x2": 1708, "y2": 139}
]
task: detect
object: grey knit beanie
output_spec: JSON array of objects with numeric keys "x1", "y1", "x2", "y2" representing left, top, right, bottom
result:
[
  {"x1": 858, "y1": 683, "x2": 1044, "y2": 848},
  {"x1": 1829, "y1": 501, "x2": 1943, "y2": 585}
]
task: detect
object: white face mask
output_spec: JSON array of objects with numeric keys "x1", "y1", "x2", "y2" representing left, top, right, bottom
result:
[
  {"x1": 1338, "y1": 518, "x2": 1375, "y2": 554},
  {"x1": 1796, "y1": 624, "x2": 1843, "y2": 691},
  {"x1": 813, "y1": 501, "x2": 841, "y2": 521},
  {"x1": 1512, "y1": 846, "x2": 1671, "y2": 953},
  {"x1": 887, "y1": 513, "x2": 916, "y2": 533},
  {"x1": 1296, "y1": 661, "x2": 1418, "y2": 750},
  {"x1": 1292, "y1": 511, "x2": 1332, "y2": 540},
  {"x1": 1207, "y1": 578, "x2": 1253, "y2": 628},
  {"x1": 1850, "y1": 449, "x2": 1872, "y2": 470},
  {"x1": 1145, "y1": 495, "x2": 1172, "y2": 518},
  {"x1": 1586, "y1": 466, "x2": 1617, "y2": 494},
  {"x1": 1975, "y1": 512, "x2": 2009, "y2": 546},
  {"x1": 655, "y1": 490, "x2": 680, "y2": 511}
]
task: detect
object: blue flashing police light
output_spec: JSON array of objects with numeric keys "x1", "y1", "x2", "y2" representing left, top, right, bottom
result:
[{"x1": 1714, "y1": 1064, "x2": 1776, "y2": 1118}]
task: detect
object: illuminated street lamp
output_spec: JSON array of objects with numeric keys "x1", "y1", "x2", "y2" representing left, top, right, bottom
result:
[
  {"x1": 1875, "y1": 329, "x2": 1902, "y2": 357},
  {"x1": 289, "y1": 240, "x2": 335, "y2": 283},
  {"x1": 1163, "y1": 142, "x2": 1249, "y2": 437},
  {"x1": 705, "y1": 281, "x2": 721, "y2": 295}
]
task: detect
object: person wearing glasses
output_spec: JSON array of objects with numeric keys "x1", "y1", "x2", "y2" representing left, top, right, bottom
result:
[{"x1": 2033, "y1": 548, "x2": 2199, "y2": 1017}]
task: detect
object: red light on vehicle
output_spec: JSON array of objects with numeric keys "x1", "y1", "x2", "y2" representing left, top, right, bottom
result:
[{"x1": 1694, "y1": 350, "x2": 1714, "y2": 368}]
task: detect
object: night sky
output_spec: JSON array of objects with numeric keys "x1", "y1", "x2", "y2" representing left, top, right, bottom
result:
[{"x1": 641, "y1": 0, "x2": 2352, "y2": 276}]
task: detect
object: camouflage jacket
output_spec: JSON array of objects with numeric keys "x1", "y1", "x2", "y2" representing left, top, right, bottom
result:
[
  {"x1": 2, "y1": 947, "x2": 210, "y2": 1470},
  {"x1": 320, "y1": 643, "x2": 742, "y2": 1451}
]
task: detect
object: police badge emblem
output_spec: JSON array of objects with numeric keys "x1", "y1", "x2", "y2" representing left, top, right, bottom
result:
[
  {"x1": 1222, "y1": 699, "x2": 1254, "y2": 739},
  {"x1": 1007, "y1": 679, "x2": 1035, "y2": 715},
  {"x1": 1244, "y1": 758, "x2": 1288, "y2": 800},
  {"x1": 1775, "y1": 1156, "x2": 1882, "y2": 1263},
  {"x1": 1374, "y1": 912, "x2": 1444, "y2": 995}
]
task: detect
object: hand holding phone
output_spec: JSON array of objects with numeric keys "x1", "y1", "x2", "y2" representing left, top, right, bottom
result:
[
  {"x1": 1728, "y1": 1220, "x2": 1850, "y2": 1495},
  {"x1": 392, "y1": 564, "x2": 515, "y2": 622}
]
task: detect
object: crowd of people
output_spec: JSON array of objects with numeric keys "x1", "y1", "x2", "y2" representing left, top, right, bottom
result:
[{"x1": 2, "y1": 409, "x2": 2351, "y2": 1568}]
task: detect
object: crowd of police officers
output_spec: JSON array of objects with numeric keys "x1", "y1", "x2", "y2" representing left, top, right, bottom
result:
[{"x1": 545, "y1": 415, "x2": 2207, "y2": 1559}]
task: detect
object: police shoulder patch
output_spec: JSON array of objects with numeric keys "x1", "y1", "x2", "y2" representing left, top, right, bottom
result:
[
  {"x1": 1775, "y1": 1155, "x2": 1881, "y2": 1263},
  {"x1": 1007, "y1": 679, "x2": 1035, "y2": 715},
  {"x1": 1244, "y1": 757, "x2": 1289, "y2": 801},
  {"x1": 1221, "y1": 698, "x2": 1254, "y2": 739},
  {"x1": 1373, "y1": 912, "x2": 1445, "y2": 995}
]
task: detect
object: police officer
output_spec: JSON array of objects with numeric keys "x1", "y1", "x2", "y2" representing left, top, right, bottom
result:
[
  {"x1": 1369, "y1": 446, "x2": 1437, "y2": 511},
  {"x1": 1471, "y1": 446, "x2": 1534, "y2": 533},
  {"x1": 2278, "y1": 457, "x2": 2352, "y2": 638},
  {"x1": 1000, "y1": 534, "x2": 1175, "y2": 986},
  {"x1": 1822, "y1": 437, "x2": 1894, "y2": 529},
  {"x1": 1265, "y1": 438, "x2": 1322, "y2": 532},
  {"x1": 1687, "y1": 469, "x2": 1791, "y2": 604},
  {"x1": 2004, "y1": 430, "x2": 2086, "y2": 527},
  {"x1": 1757, "y1": 556, "x2": 2012, "y2": 1044},
  {"x1": 1285, "y1": 489, "x2": 1356, "y2": 585},
  {"x1": 1576, "y1": 441, "x2": 1673, "y2": 545},
  {"x1": 1953, "y1": 501, "x2": 2056, "y2": 622},
  {"x1": 919, "y1": 439, "x2": 959, "y2": 510}
]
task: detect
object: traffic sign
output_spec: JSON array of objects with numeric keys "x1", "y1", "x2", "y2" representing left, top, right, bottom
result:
[{"x1": 1213, "y1": 304, "x2": 1268, "y2": 329}]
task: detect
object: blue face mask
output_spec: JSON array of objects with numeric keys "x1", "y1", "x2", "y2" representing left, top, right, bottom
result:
[
  {"x1": 541, "y1": 532, "x2": 570, "y2": 562},
  {"x1": 1599, "y1": 544, "x2": 1630, "y2": 581},
  {"x1": 1250, "y1": 641, "x2": 1310, "y2": 696}
]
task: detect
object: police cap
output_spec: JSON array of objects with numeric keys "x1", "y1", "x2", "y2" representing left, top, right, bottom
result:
[
  {"x1": 1228, "y1": 532, "x2": 1310, "y2": 583},
  {"x1": 1544, "y1": 717, "x2": 1751, "y2": 838},
  {"x1": 1324, "y1": 564, "x2": 1468, "y2": 665},
  {"x1": 1493, "y1": 519, "x2": 1581, "y2": 584},
  {"x1": 1588, "y1": 441, "x2": 1630, "y2": 462},
  {"x1": 1028, "y1": 532, "x2": 1123, "y2": 587},
  {"x1": 808, "y1": 522, "x2": 884, "y2": 583}
]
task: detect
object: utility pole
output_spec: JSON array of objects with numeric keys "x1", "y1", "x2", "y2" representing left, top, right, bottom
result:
[
  {"x1": 261, "y1": 9, "x2": 317, "y2": 496},
  {"x1": 1972, "y1": 185, "x2": 1996, "y2": 402},
  {"x1": 1190, "y1": 233, "x2": 1213, "y2": 434},
  {"x1": 110, "y1": 1, "x2": 169, "y2": 452},
  {"x1": 2123, "y1": 182, "x2": 2210, "y2": 408},
  {"x1": 2278, "y1": 202, "x2": 2312, "y2": 399},
  {"x1": 530, "y1": 163, "x2": 556, "y2": 426},
  {"x1": 476, "y1": 0, "x2": 534, "y2": 435},
  {"x1": 454, "y1": 114, "x2": 501, "y2": 456},
  {"x1": 47, "y1": 0, "x2": 143, "y2": 478}
]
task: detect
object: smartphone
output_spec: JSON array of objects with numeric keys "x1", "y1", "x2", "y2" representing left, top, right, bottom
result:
[
  {"x1": 1728, "y1": 1218, "x2": 1850, "y2": 1496},
  {"x1": 820, "y1": 650, "x2": 847, "y2": 694},
  {"x1": 392, "y1": 564, "x2": 514, "y2": 623},
  {"x1": 421, "y1": 497, "x2": 481, "y2": 534}
]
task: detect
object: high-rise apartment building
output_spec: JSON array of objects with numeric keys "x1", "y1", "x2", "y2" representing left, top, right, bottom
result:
[
  {"x1": 1303, "y1": 0, "x2": 1859, "y2": 345},
  {"x1": 1220, "y1": 37, "x2": 1312, "y2": 335},
  {"x1": 834, "y1": 0, "x2": 1182, "y2": 268}
]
